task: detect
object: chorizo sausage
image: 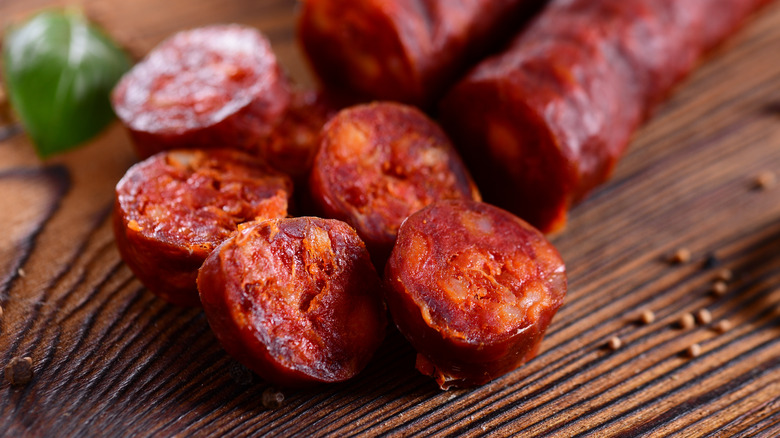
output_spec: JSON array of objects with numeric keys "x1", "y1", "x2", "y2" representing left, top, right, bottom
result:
[
  {"x1": 298, "y1": 0, "x2": 544, "y2": 108},
  {"x1": 309, "y1": 102, "x2": 480, "y2": 267},
  {"x1": 113, "y1": 149, "x2": 292, "y2": 307},
  {"x1": 384, "y1": 199, "x2": 566, "y2": 389},
  {"x1": 440, "y1": 0, "x2": 772, "y2": 233},
  {"x1": 256, "y1": 89, "x2": 345, "y2": 181},
  {"x1": 197, "y1": 217, "x2": 387, "y2": 387},
  {"x1": 111, "y1": 25, "x2": 291, "y2": 159}
]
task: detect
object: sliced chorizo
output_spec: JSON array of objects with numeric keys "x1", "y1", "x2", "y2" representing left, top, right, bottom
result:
[
  {"x1": 440, "y1": 0, "x2": 772, "y2": 233},
  {"x1": 111, "y1": 24, "x2": 291, "y2": 159},
  {"x1": 384, "y1": 199, "x2": 566, "y2": 389},
  {"x1": 309, "y1": 102, "x2": 480, "y2": 267},
  {"x1": 113, "y1": 149, "x2": 292, "y2": 307},
  {"x1": 197, "y1": 217, "x2": 387, "y2": 387},
  {"x1": 298, "y1": 0, "x2": 544, "y2": 108}
]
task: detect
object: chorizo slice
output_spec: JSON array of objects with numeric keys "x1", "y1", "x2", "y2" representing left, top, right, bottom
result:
[
  {"x1": 309, "y1": 102, "x2": 480, "y2": 267},
  {"x1": 384, "y1": 199, "x2": 566, "y2": 389},
  {"x1": 111, "y1": 24, "x2": 291, "y2": 159},
  {"x1": 197, "y1": 217, "x2": 387, "y2": 387},
  {"x1": 298, "y1": 0, "x2": 544, "y2": 108},
  {"x1": 113, "y1": 149, "x2": 292, "y2": 307},
  {"x1": 440, "y1": 0, "x2": 771, "y2": 233}
]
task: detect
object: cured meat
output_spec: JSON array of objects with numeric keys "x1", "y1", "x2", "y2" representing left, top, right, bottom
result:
[
  {"x1": 440, "y1": 0, "x2": 772, "y2": 233},
  {"x1": 197, "y1": 217, "x2": 387, "y2": 387},
  {"x1": 256, "y1": 89, "x2": 344, "y2": 181},
  {"x1": 309, "y1": 102, "x2": 480, "y2": 267},
  {"x1": 384, "y1": 199, "x2": 566, "y2": 389},
  {"x1": 298, "y1": 0, "x2": 543, "y2": 108},
  {"x1": 112, "y1": 25, "x2": 291, "y2": 158},
  {"x1": 113, "y1": 149, "x2": 292, "y2": 306}
]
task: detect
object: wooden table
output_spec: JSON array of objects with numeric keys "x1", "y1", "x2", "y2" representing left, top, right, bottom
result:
[{"x1": 2, "y1": 1, "x2": 779, "y2": 436}]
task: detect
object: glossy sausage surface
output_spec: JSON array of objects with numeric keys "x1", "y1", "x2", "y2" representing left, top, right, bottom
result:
[
  {"x1": 112, "y1": 25, "x2": 291, "y2": 158},
  {"x1": 197, "y1": 217, "x2": 387, "y2": 387},
  {"x1": 384, "y1": 199, "x2": 566, "y2": 389},
  {"x1": 114, "y1": 149, "x2": 292, "y2": 306},
  {"x1": 440, "y1": 0, "x2": 772, "y2": 233}
]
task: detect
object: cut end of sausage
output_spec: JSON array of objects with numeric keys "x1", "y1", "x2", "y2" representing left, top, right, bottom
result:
[
  {"x1": 114, "y1": 149, "x2": 292, "y2": 307},
  {"x1": 441, "y1": 77, "x2": 573, "y2": 234},
  {"x1": 112, "y1": 24, "x2": 291, "y2": 158},
  {"x1": 384, "y1": 199, "x2": 566, "y2": 389},
  {"x1": 310, "y1": 102, "x2": 480, "y2": 267},
  {"x1": 198, "y1": 217, "x2": 387, "y2": 387}
]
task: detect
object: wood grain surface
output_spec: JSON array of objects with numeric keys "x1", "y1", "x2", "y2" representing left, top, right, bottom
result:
[{"x1": 1, "y1": 0, "x2": 780, "y2": 436}]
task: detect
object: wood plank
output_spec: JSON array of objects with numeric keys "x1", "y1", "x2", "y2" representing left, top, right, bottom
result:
[{"x1": 1, "y1": 0, "x2": 779, "y2": 436}]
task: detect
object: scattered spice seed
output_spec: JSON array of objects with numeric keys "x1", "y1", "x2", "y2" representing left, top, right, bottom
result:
[
  {"x1": 262, "y1": 387, "x2": 285, "y2": 409},
  {"x1": 678, "y1": 312, "x2": 696, "y2": 329},
  {"x1": 17, "y1": 268, "x2": 25, "y2": 278},
  {"x1": 5, "y1": 357, "x2": 33, "y2": 386},
  {"x1": 696, "y1": 308, "x2": 713, "y2": 325},
  {"x1": 669, "y1": 248, "x2": 691, "y2": 264},
  {"x1": 754, "y1": 170, "x2": 776, "y2": 190},
  {"x1": 714, "y1": 319, "x2": 733, "y2": 333},
  {"x1": 640, "y1": 309, "x2": 656, "y2": 325},
  {"x1": 685, "y1": 343, "x2": 702, "y2": 358},
  {"x1": 715, "y1": 268, "x2": 733, "y2": 282},
  {"x1": 0, "y1": 305, "x2": 3, "y2": 318},
  {"x1": 607, "y1": 336, "x2": 622, "y2": 350},
  {"x1": 711, "y1": 280, "x2": 728, "y2": 297}
]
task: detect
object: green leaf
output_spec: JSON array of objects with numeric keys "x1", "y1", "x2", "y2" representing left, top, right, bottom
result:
[{"x1": 2, "y1": 10, "x2": 131, "y2": 157}]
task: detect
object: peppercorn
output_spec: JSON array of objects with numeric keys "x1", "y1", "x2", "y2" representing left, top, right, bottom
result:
[
  {"x1": 5, "y1": 357, "x2": 33, "y2": 386},
  {"x1": 262, "y1": 387, "x2": 285, "y2": 409}
]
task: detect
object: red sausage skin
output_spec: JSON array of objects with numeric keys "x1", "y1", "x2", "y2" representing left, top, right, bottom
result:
[
  {"x1": 309, "y1": 102, "x2": 480, "y2": 267},
  {"x1": 384, "y1": 200, "x2": 566, "y2": 389},
  {"x1": 440, "y1": 0, "x2": 772, "y2": 233},
  {"x1": 198, "y1": 217, "x2": 387, "y2": 387},
  {"x1": 113, "y1": 149, "x2": 292, "y2": 307},
  {"x1": 112, "y1": 25, "x2": 291, "y2": 159},
  {"x1": 298, "y1": 0, "x2": 544, "y2": 108}
]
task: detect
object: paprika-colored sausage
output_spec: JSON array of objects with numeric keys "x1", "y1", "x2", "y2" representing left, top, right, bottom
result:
[
  {"x1": 197, "y1": 217, "x2": 387, "y2": 387},
  {"x1": 113, "y1": 149, "x2": 292, "y2": 307},
  {"x1": 440, "y1": 0, "x2": 772, "y2": 233},
  {"x1": 256, "y1": 89, "x2": 344, "y2": 182},
  {"x1": 309, "y1": 102, "x2": 480, "y2": 267},
  {"x1": 112, "y1": 25, "x2": 291, "y2": 158},
  {"x1": 298, "y1": 0, "x2": 545, "y2": 108},
  {"x1": 384, "y1": 199, "x2": 566, "y2": 389}
]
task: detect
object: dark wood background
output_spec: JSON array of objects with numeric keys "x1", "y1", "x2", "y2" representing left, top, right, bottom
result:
[{"x1": 1, "y1": 0, "x2": 779, "y2": 436}]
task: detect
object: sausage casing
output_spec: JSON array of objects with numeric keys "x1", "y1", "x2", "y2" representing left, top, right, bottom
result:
[
  {"x1": 298, "y1": 0, "x2": 543, "y2": 107},
  {"x1": 440, "y1": 0, "x2": 772, "y2": 233}
]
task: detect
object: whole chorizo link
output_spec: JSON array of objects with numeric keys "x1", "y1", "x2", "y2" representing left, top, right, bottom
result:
[
  {"x1": 114, "y1": 149, "x2": 292, "y2": 306},
  {"x1": 440, "y1": 0, "x2": 773, "y2": 233},
  {"x1": 298, "y1": 0, "x2": 545, "y2": 108},
  {"x1": 384, "y1": 199, "x2": 566, "y2": 389}
]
